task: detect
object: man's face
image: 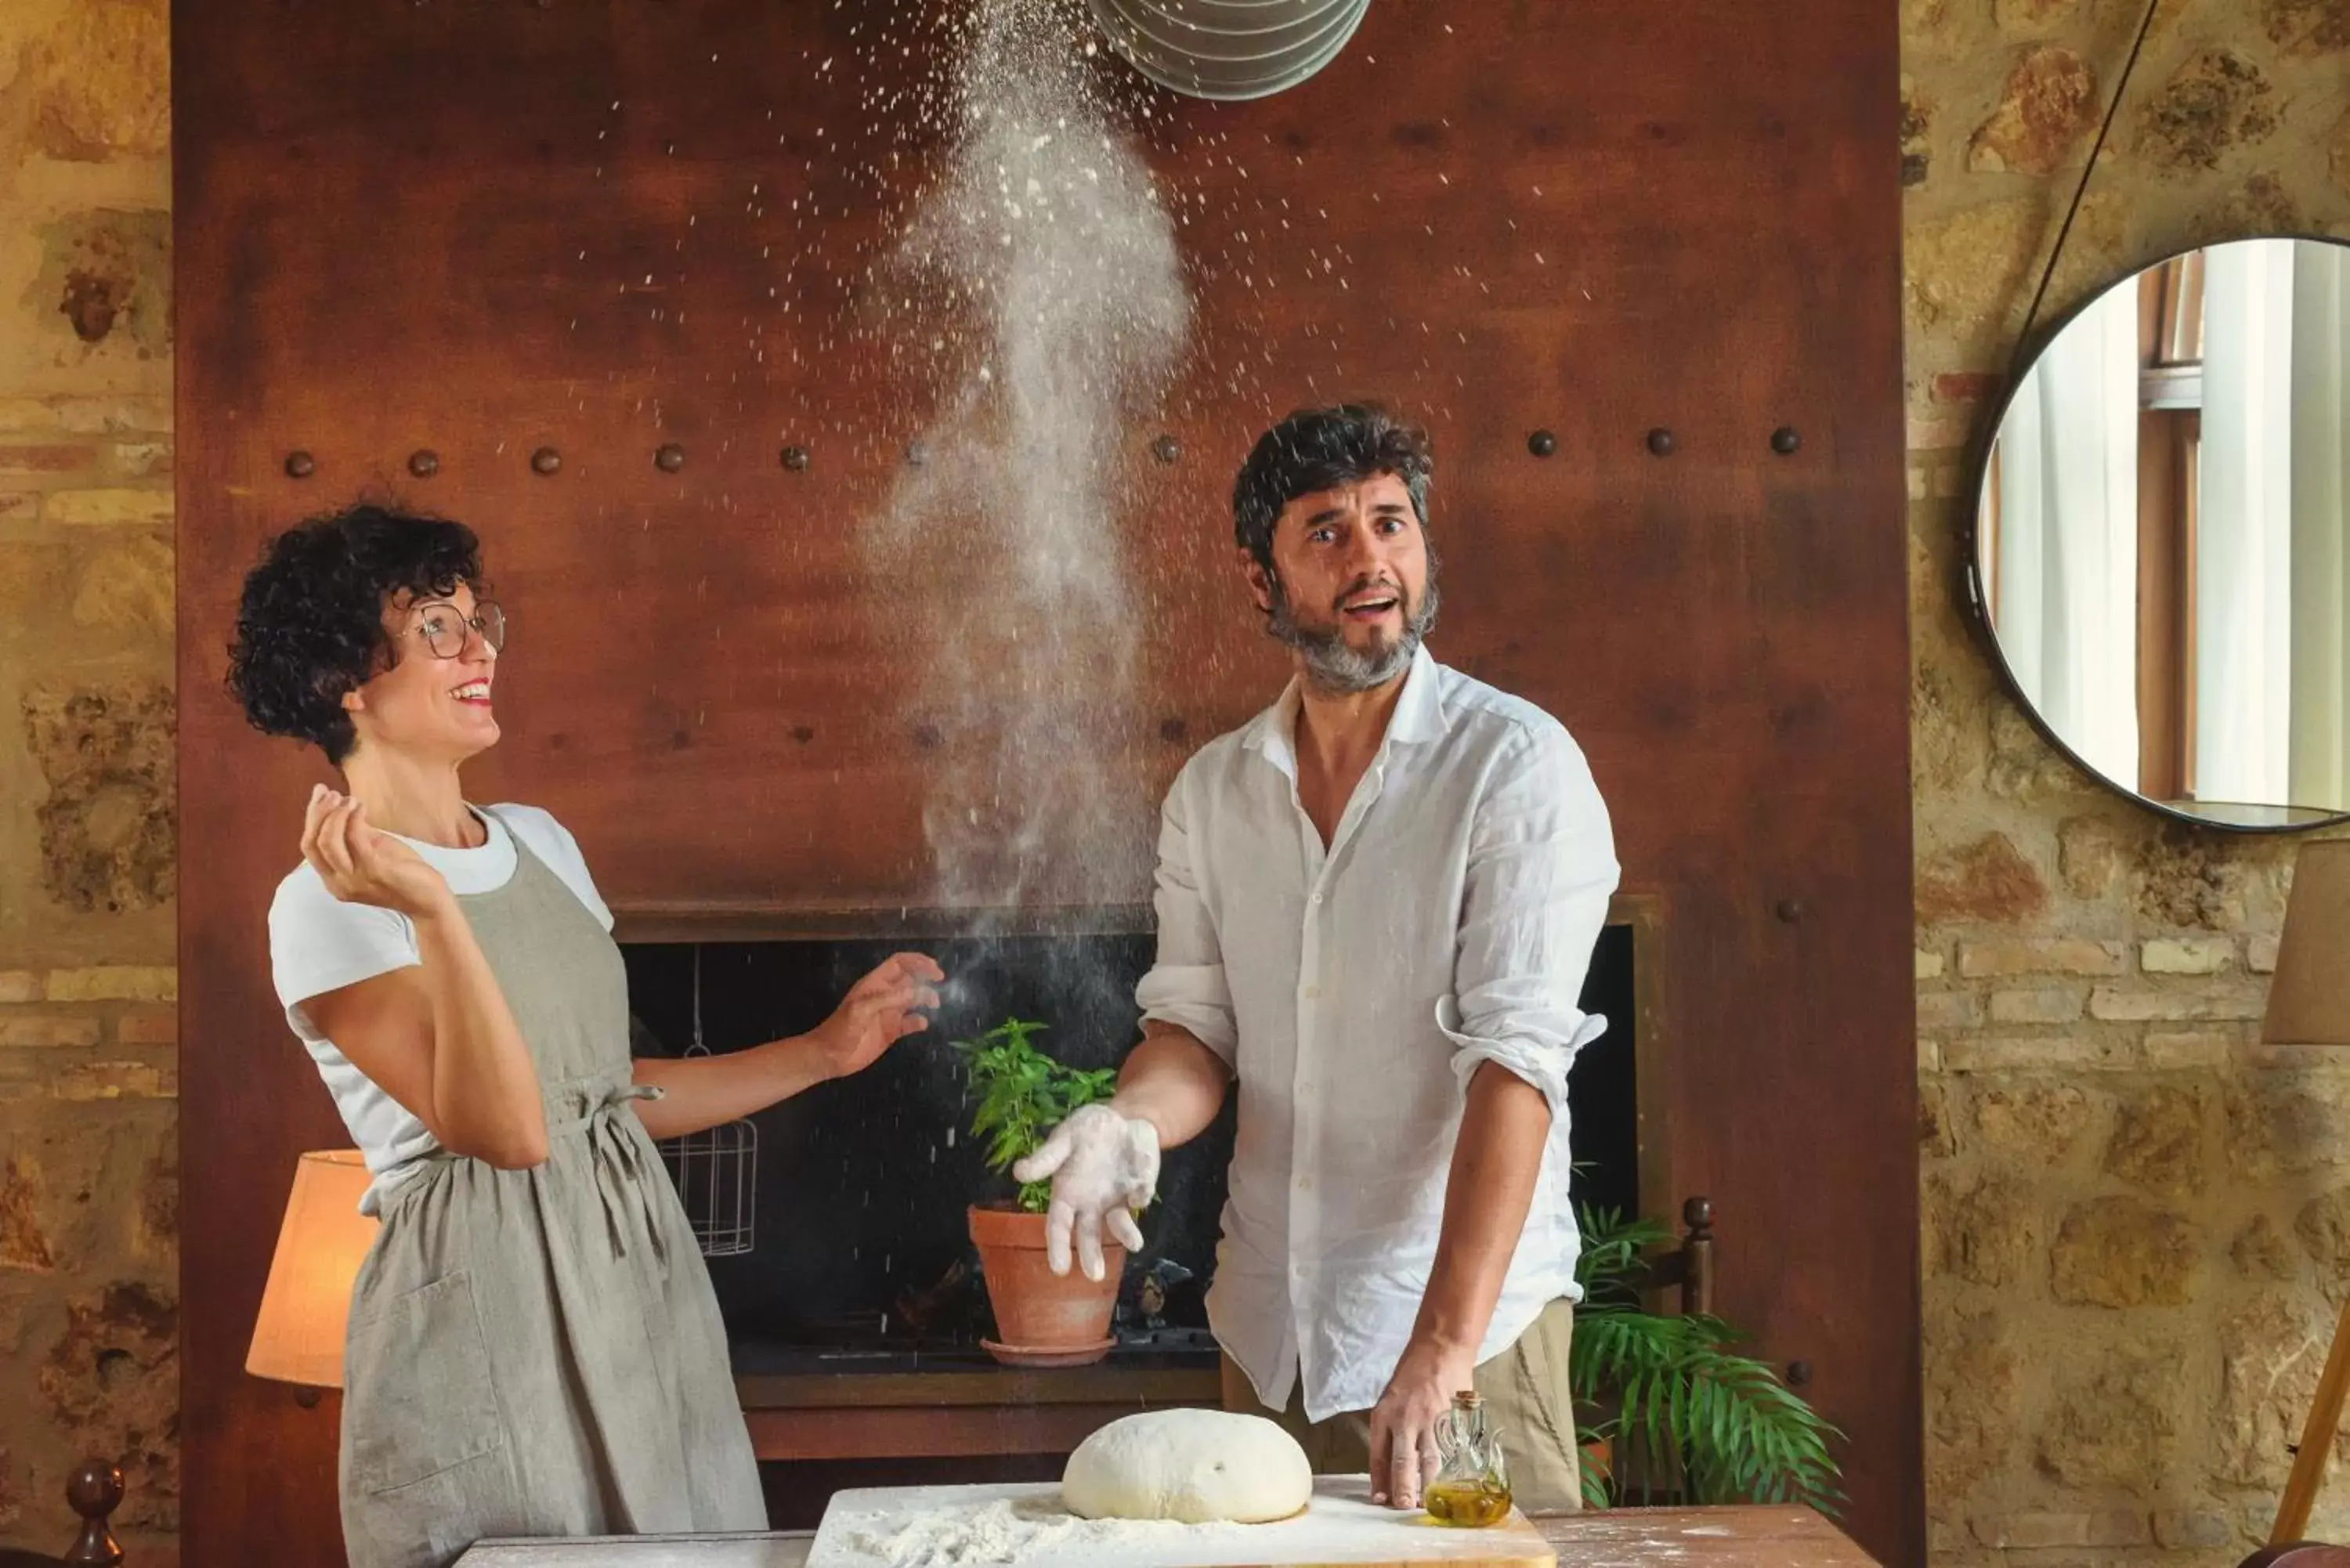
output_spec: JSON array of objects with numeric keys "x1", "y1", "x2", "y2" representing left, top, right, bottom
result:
[{"x1": 1246, "y1": 471, "x2": 1438, "y2": 693}]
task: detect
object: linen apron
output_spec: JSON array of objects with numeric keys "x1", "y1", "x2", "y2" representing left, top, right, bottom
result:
[{"x1": 338, "y1": 819, "x2": 765, "y2": 1568}]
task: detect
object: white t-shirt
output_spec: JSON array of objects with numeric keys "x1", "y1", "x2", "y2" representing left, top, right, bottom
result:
[{"x1": 268, "y1": 803, "x2": 614, "y2": 1215}]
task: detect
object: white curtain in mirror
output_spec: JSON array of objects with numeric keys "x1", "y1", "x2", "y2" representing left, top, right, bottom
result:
[
  {"x1": 2289, "y1": 243, "x2": 2350, "y2": 810},
  {"x1": 1994, "y1": 283, "x2": 2140, "y2": 786},
  {"x1": 2196, "y1": 239, "x2": 2297, "y2": 807},
  {"x1": 2197, "y1": 239, "x2": 2350, "y2": 811}
]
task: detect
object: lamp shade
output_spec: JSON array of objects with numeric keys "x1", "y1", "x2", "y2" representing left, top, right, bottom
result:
[
  {"x1": 2264, "y1": 840, "x2": 2350, "y2": 1046},
  {"x1": 245, "y1": 1150, "x2": 378, "y2": 1389}
]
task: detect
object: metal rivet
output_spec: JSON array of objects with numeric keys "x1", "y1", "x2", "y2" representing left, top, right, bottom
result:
[
  {"x1": 408, "y1": 449, "x2": 439, "y2": 479},
  {"x1": 1787, "y1": 1360, "x2": 1813, "y2": 1387},
  {"x1": 781, "y1": 445, "x2": 812, "y2": 472},
  {"x1": 1646, "y1": 427, "x2": 1676, "y2": 457},
  {"x1": 905, "y1": 440, "x2": 927, "y2": 467},
  {"x1": 655, "y1": 443, "x2": 685, "y2": 473},
  {"x1": 284, "y1": 450, "x2": 316, "y2": 479},
  {"x1": 1152, "y1": 433, "x2": 1181, "y2": 464},
  {"x1": 1776, "y1": 898, "x2": 1804, "y2": 923},
  {"x1": 531, "y1": 446, "x2": 562, "y2": 475},
  {"x1": 1159, "y1": 716, "x2": 1188, "y2": 742},
  {"x1": 1770, "y1": 426, "x2": 1802, "y2": 455},
  {"x1": 1528, "y1": 429, "x2": 1557, "y2": 458},
  {"x1": 913, "y1": 721, "x2": 943, "y2": 750}
]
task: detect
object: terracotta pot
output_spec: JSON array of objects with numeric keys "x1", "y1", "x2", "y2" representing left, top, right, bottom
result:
[
  {"x1": 967, "y1": 1204, "x2": 1123, "y2": 1367},
  {"x1": 1578, "y1": 1433, "x2": 1614, "y2": 1500}
]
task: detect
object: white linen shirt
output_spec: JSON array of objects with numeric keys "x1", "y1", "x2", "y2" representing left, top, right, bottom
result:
[{"x1": 1137, "y1": 645, "x2": 1619, "y2": 1422}]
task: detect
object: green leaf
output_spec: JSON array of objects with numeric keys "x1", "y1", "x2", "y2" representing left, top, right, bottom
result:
[
  {"x1": 954, "y1": 1015, "x2": 1126, "y2": 1209},
  {"x1": 1567, "y1": 1203, "x2": 1846, "y2": 1511}
]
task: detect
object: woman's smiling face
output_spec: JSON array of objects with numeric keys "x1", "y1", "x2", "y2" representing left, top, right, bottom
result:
[{"x1": 343, "y1": 581, "x2": 504, "y2": 766}]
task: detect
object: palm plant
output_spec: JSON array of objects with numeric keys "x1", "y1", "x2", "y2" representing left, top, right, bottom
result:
[{"x1": 1570, "y1": 1205, "x2": 1844, "y2": 1514}]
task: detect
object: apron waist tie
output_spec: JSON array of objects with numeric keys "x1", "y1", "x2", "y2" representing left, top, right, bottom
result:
[
  {"x1": 394, "y1": 1086, "x2": 673, "y2": 1265},
  {"x1": 566, "y1": 1084, "x2": 670, "y2": 1265},
  {"x1": 546, "y1": 1081, "x2": 663, "y2": 1137}
]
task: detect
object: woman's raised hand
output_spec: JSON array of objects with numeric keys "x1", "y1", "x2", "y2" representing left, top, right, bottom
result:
[{"x1": 301, "y1": 786, "x2": 454, "y2": 919}]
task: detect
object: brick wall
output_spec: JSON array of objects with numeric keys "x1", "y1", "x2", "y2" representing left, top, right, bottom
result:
[{"x1": 0, "y1": 1, "x2": 179, "y2": 1561}]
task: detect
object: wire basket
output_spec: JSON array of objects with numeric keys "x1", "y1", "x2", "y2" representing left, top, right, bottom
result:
[
  {"x1": 660, "y1": 1107, "x2": 757, "y2": 1258},
  {"x1": 653, "y1": 946, "x2": 757, "y2": 1258}
]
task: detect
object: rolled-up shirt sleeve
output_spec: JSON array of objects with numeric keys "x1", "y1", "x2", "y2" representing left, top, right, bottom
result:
[
  {"x1": 1437, "y1": 722, "x2": 1620, "y2": 1111},
  {"x1": 1134, "y1": 764, "x2": 1240, "y2": 1067}
]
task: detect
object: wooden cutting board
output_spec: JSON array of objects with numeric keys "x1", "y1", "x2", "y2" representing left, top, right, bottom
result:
[{"x1": 804, "y1": 1476, "x2": 1556, "y2": 1567}]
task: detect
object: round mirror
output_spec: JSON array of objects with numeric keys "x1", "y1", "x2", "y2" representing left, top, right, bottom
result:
[{"x1": 1971, "y1": 235, "x2": 2350, "y2": 831}]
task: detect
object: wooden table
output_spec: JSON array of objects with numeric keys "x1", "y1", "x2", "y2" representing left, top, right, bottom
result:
[{"x1": 457, "y1": 1505, "x2": 1877, "y2": 1566}]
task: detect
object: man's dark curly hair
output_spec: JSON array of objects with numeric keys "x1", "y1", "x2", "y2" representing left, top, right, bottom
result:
[
  {"x1": 226, "y1": 503, "x2": 486, "y2": 764},
  {"x1": 1231, "y1": 403, "x2": 1434, "y2": 570}
]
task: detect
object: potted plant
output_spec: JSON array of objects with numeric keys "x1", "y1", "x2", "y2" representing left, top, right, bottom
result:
[
  {"x1": 956, "y1": 1017, "x2": 1124, "y2": 1367},
  {"x1": 1570, "y1": 1205, "x2": 1845, "y2": 1513}
]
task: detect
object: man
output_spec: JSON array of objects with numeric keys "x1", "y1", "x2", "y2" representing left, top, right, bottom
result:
[{"x1": 1015, "y1": 403, "x2": 1619, "y2": 1512}]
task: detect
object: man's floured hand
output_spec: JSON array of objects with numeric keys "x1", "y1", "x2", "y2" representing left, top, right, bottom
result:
[{"x1": 1011, "y1": 1103, "x2": 1159, "y2": 1282}]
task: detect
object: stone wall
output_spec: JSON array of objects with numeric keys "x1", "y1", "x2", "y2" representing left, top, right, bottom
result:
[
  {"x1": 0, "y1": 1, "x2": 179, "y2": 1562},
  {"x1": 1907, "y1": 0, "x2": 2350, "y2": 1561}
]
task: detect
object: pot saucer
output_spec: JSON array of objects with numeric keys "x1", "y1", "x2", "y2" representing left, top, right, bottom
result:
[{"x1": 982, "y1": 1337, "x2": 1115, "y2": 1368}]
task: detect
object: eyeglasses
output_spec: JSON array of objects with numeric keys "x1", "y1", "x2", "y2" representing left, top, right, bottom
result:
[{"x1": 410, "y1": 601, "x2": 507, "y2": 659}]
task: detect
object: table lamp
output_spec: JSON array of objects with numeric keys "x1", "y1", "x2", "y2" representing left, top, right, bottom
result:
[
  {"x1": 2265, "y1": 840, "x2": 2350, "y2": 1547},
  {"x1": 245, "y1": 1150, "x2": 378, "y2": 1404}
]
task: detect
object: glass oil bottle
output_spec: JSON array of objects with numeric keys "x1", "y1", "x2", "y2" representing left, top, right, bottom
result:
[{"x1": 1424, "y1": 1389, "x2": 1513, "y2": 1526}]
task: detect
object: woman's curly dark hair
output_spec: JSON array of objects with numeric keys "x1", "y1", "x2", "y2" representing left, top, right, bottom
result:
[{"x1": 226, "y1": 503, "x2": 486, "y2": 764}]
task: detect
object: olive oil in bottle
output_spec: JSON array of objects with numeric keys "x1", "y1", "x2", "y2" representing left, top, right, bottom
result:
[
  {"x1": 1425, "y1": 1390, "x2": 1513, "y2": 1527},
  {"x1": 1425, "y1": 1478, "x2": 1515, "y2": 1527}
]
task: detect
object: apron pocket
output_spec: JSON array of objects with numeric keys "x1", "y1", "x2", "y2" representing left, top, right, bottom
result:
[{"x1": 346, "y1": 1270, "x2": 508, "y2": 1496}]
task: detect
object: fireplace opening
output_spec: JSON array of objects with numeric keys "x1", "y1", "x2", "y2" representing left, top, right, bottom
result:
[{"x1": 620, "y1": 919, "x2": 1642, "y2": 1366}]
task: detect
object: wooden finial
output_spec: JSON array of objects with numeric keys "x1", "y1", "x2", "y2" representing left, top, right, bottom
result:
[
  {"x1": 63, "y1": 1460, "x2": 124, "y2": 1568},
  {"x1": 1681, "y1": 1196, "x2": 1716, "y2": 1317}
]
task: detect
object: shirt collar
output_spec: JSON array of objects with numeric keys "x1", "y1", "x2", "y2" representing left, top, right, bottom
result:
[
  {"x1": 1241, "y1": 643, "x2": 1445, "y2": 779},
  {"x1": 1385, "y1": 643, "x2": 1446, "y2": 745}
]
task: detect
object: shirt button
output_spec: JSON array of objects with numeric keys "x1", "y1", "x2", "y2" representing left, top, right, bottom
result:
[{"x1": 1311, "y1": 892, "x2": 1324, "y2": 905}]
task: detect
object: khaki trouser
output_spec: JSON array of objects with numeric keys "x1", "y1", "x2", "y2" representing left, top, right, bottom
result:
[{"x1": 1219, "y1": 1298, "x2": 1583, "y2": 1512}]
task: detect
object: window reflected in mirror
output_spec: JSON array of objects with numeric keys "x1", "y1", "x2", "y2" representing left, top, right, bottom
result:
[{"x1": 1976, "y1": 237, "x2": 2350, "y2": 829}]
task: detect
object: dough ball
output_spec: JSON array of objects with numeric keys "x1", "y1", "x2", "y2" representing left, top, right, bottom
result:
[{"x1": 1062, "y1": 1408, "x2": 1312, "y2": 1524}]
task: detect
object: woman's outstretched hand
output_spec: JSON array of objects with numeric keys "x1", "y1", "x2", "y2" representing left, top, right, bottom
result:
[{"x1": 807, "y1": 952, "x2": 945, "y2": 1079}]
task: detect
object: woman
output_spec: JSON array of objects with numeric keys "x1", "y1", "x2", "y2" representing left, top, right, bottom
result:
[{"x1": 227, "y1": 503, "x2": 944, "y2": 1568}]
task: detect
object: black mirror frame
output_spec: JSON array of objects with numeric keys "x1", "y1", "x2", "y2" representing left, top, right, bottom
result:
[{"x1": 1959, "y1": 231, "x2": 2350, "y2": 836}]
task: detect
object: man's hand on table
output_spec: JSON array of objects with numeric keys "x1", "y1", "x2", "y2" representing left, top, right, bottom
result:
[{"x1": 1368, "y1": 1335, "x2": 1477, "y2": 1510}]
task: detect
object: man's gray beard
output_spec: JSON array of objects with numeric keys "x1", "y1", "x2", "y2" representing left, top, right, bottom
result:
[{"x1": 1265, "y1": 575, "x2": 1442, "y2": 695}]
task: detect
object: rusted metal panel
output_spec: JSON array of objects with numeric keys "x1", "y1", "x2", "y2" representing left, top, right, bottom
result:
[{"x1": 178, "y1": 3, "x2": 1914, "y2": 1563}]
